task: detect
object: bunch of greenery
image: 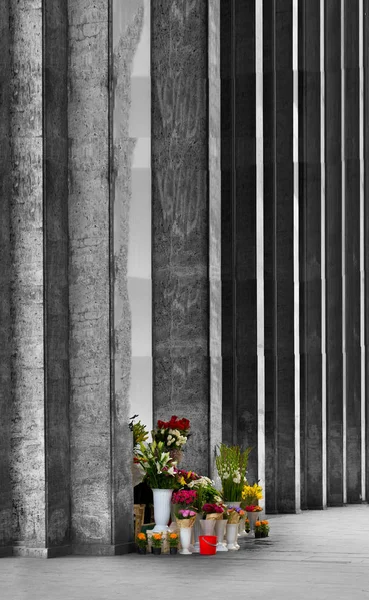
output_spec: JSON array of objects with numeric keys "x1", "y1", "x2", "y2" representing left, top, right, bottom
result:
[{"x1": 215, "y1": 443, "x2": 252, "y2": 502}]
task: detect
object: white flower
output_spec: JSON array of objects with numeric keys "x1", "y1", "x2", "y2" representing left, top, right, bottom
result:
[
  {"x1": 156, "y1": 462, "x2": 162, "y2": 473},
  {"x1": 167, "y1": 435, "x2": 172, "y2": 441},
  {"x1": 166, "y1": 466, "x2": 175, "y2": 476},
  {"x1": 222, "y1": 472, "x2": 230, "y2": 480},
  {"x1": 161, "y1": 429, "x2": 165, "y2": 434}
]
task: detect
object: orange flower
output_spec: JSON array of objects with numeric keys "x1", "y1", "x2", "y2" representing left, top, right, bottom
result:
[
  {"x1": 255, "y1": 521, "x2": 261, "y2": 527},
  {"x1": 261, "y1": 520, "x2": 268, "y2": 526},
  {"x1": 245, "y1": 519, "x2": 250, "y2": 524},
  {"x1": 169, "y1": 533, "x2": 178, "y2": 540},
  {"x1": 152, "y1": 533, "x2": 162, "y2": 540},
  {"x1": 137, "y1": 533, "x2": 146, "y2": 540}
]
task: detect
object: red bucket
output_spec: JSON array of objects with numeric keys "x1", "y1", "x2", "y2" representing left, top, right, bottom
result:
[{"x1": 199, "y1": 535, "x2": 217, "y2": 555}]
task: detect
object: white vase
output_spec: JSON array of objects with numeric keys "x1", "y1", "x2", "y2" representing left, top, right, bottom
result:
[
  {"x1": 247, "y1": 511, "x2": 260, "y2": 534},
  {"x1": 238, "y1": 514, "x2": 248, "y2": 537},
  {"x1": 179, "y1": 527, "x2": 192, "y2": 555},
  {"x1": 226, "y1": 523, "x2": 239, "y2": 550},
  {"x1": 200, "y1": 519, "x2": 216, "y2": 536},
  {"x1": 214, "y1": 519, "x2": 228, "y2": 552},
  {"x1": 191, "y1": 513, "x2": 202, "y2": 553},
  {"x1": 152, "y1": 488, "x2": 173, "y2": 532}
]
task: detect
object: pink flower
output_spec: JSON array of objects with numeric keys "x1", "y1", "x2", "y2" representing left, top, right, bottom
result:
[{"x1": 179, "y1": 509, "x2": 196, "y2": 518}]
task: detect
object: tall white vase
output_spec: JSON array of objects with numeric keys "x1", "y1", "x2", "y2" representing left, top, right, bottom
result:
[
  {"x1": 152, "y1": 488, "x2": 173, "y2": 532},
  {"x1": 179, "y1": 527, "x2": 192, "y2": 555},
  {"x1": 191, "y1": 513, "x2": 202, "y2": 553},
  {"x1": 239, "y1": 514, "x2": 248, "y2": 537},
  {"x1": 214, "y1": 519, "x2": 228, "y2": 552},
  {"x1": 226, "y1": 523, "x2": 239, "y2": 550},
  {"x1": 199, "y1": 519, "x2": 216, "y2": 536},
  {"x1": 247, "y1": 511, "x2": 260, "y2": 534}
]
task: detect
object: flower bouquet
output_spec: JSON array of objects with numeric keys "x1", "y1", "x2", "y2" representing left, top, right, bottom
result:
[
  {"x1": 136, "y1": 532, "x2": 147, "y2": 554},
  {"x1": 134, "y1": 440, "x2": 178, "y2": 489},
  {"x1": 175, "y1": 508, "x2": 197, "y2": 528},
  {"x1": 172, "y1": 489, "x2": 198, "y2": 508},
  {"x1": 215, "y1": 444, "x2": 252, "y2": 502},
  {"x1": 129, "y1": 415, "x2": 149, "y2": 487},
  {"x1": 202, "y1": 503, "x2": 224, "y2": 521},
  {"x1": 241, "y1": 482, "x2": 263, "y2": 506},
  {"x1": 245, "y1": 505, "x2": 263, "y2": 514},
  {"x1": 245, "y1": 505, "x2": 262, "y2": 533},
  {"x1": 227, "y1": 506, "x2": 245, "y2": 524},
  {"x1": 153, "y1": 416, "x2": 191, "y2": 463}
]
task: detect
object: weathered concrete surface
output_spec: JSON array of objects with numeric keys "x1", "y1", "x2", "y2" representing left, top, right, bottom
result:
[
  {"x1": 151, "y1": 0, "x2": 210, "y2": 476},
  {"x1": 4, "y1": 506, "x2": 369, "y2": 599},
  {"x1": 44, "y1": 0, "x2": 70, "y2": 549},
  {"x1": 9, "y1": 0, "x2": 46, "y2": 546},
  {"x1": 0, "y1": 0, "x2": 13, "y2": 555},
  {"x1": 68, "y1": 1, "x2": 111, "y2": 547}
]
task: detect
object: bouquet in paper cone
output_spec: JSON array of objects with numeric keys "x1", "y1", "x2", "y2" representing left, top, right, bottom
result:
[
  {"x1": 202, "y1": 503, "x2": 224, "y2": 521},
  {"x1": 175, "y1": 509, "x2": 197, "y2": 528},
  {"x1": 227, "y1": 506, "x2": 245, "y2": 524}
]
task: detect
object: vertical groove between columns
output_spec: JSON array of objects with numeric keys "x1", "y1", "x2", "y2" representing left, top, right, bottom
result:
[
  {"x1": 359, "y1": 0, "x2": 366, "y2": 501},
  {"x1": 321, "y1": 0, "x2": 327, "y2": 508},
  {"x1": 256, "y1": 0, "x2": 265, "y2": 509},
  {"x1": 293, "y1": 0, "x2": 301, "y2": 512},
  {"x1": 341, "y1": 0, "x2": 347, "y2": 505}
]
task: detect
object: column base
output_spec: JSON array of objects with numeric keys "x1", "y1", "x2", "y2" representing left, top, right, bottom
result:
[
  {"x1": 10, "y1": 542, "x2": 135, "y2": 558},
  {"x1": 0, "y1": 546, "x2": 13, "y2": 558}
]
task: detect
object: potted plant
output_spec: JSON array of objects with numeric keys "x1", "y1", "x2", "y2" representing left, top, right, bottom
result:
[
  {"x1": 245, "y1": 518, "x2": 250, "y2": 533},
  {"x1": 200, "y1": 503, "x2": 224, "y2": 536},
  {"x1": 254, "y1": 521, "x2": 262, "y2": 538},
  {"x1": 136, "y1": 532, "x2": 147, "y2": 554},
  {"x1": 245, "y1": 504, "x2": 263, "y2": 533},
  {"x1": 215, "y1": 444, "x2": 252, "y2": 504},
  {"x1": 175, "y1": 509, "x2": 197, "y2": 555},
  {"x1": 168, "y1": 532, "x2": 179, "y2": 554},
  {"x1": 186, "y1": 475, "x2": 223, "y2": 552},
  {"x1": 225, "y1": 506, "x2": 244, "y2": 550},
  {"x1": 260, "y1": 520, "x2": 270, "y2": 538},
  {"x1": 151, "y1": 532, "x2": 163, "y2": 555}
]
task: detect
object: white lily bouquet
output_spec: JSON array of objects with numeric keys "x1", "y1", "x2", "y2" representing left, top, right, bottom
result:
[{"x1": 134, "y1": 440, "x2": 178, "y2": 489}]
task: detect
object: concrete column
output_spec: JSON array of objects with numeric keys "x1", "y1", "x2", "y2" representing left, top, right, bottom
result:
[
  {"x1": 0, "y1": 0, "x2": 12, "y2": 557},
  {"x1": 8, "y1": 0, "x2": 70, "y2": 557},
  {"x1": 151, "y1": 1, "x2": 213, "y2": 475},
  {"x1": 344, "y1": 0, "x2": 362, "y2": 504},
  {"x1": 325, "y1": 0, "x2": 344, "y2": 506},
  {"x1": 299, "y1": 0, "x2": 325, "y2": 509},
  {"x1": 364, "y1": 0, "x2": 369, "y2": 504},
  {"x1": 68, "y1": 0, "x2": 133, "y2": 554},
  {"x1": 264, "y1": 0, "x2": 300, "y2": 514}
]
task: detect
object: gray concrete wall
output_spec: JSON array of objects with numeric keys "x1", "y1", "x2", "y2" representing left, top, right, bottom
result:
[
  {"x1": 68, "y1": 0, "x2": 112, "y2": 549},
  {"x1": 0, "y1": 0, "x2": 13, "y2": 556},
  {"x1": 151, "y1": 0, "x2": 211, "y2": 476}
]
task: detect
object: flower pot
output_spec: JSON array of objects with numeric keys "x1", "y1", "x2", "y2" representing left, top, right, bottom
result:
[
  {"x1": 152, "y1": 488, "x2": 173, "y2": 533},
  {"x1": 200, "y1": 519, "x2": 216, "y2": 536},
  {"x1": 137, "y1": 547, "x2": 146, "y2": 555},
  {"x1": 238, "y1": 514, "x2": 248, "y2": 537},
  {"x1": 152, "y1": 547, "x2": 161, "y2": 555},
  {"x1": 254, "y1": 531, "x2": 262, "y2": 539},
  {"x1": 179, "y1": 527, "x2": 192, "y2": 554},
  {"x1": 169, "y1": 547, "x2": 178, "y2": 555},
  {"x1": 214, "y1": 519, "x2": 228, "y2": 552},
  {"x1": 226, "y1": 523, "x2": 239, "y2": 550}
]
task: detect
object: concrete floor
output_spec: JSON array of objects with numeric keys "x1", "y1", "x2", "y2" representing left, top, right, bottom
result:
[{"x1": 1, "y1": 505, "x2": 369, "y2": 600}]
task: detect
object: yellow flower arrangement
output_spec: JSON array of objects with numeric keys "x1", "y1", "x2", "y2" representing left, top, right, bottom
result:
[{"x1": 242, "y1": 483, "x2": 263, "y2": 505}]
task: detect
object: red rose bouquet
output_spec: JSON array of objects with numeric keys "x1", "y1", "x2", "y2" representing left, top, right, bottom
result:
[{"x1": 153, "y1": 416, "x2": 191, "y2": 451}]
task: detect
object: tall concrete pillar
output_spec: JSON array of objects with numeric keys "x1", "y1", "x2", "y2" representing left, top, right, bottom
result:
[
  {"x1": 325, "y1": 0, "x2": 344, "y2": 506},
  {"x1": 0, "y1": 0, "x2": 12, "y2": 557},
  {"x1": 264, "y1": 0, "x2": 300, "y2": 513},
  {"x1": 343, "y1": 0, "x2": 362, "y2": 504},
  {"x1": 7, "y1": 0, "x2": 70, "y2": 557},
  {"x1": 299, "y1": 0, "x2": 325, "y2": 509},
  {"x1": 151, "y1": 0, "x2": 221, "y2": 475},
  {"x1": 364, "y1": 0, "x2": 369, "y2": 504}
]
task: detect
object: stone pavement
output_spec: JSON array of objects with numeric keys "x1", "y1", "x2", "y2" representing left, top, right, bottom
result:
[{"x1": 1, "y1": 505, "x2": 369, "y2": 600}]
